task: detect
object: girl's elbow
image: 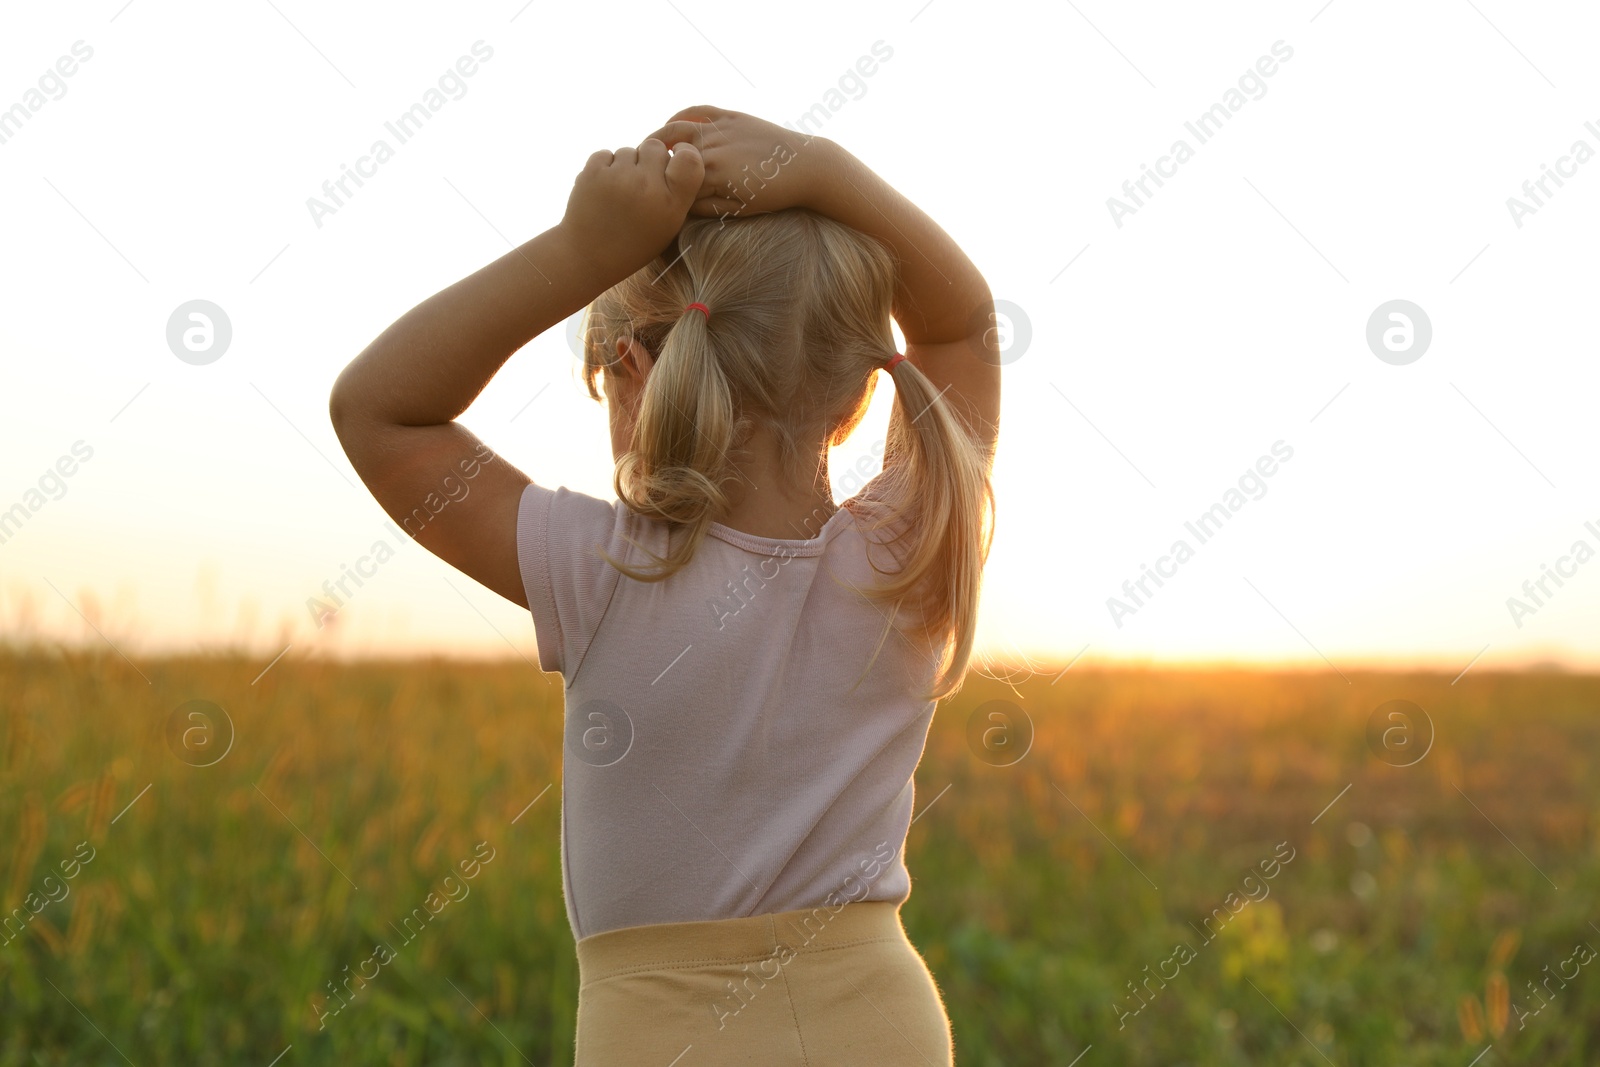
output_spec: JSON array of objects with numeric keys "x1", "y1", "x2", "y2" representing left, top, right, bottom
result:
[{"x1": 328, "y1": 364, "x2": 364, "y2": 430}]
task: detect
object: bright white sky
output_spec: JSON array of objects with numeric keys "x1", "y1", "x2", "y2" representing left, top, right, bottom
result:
[{"x1": 2, "y1": 1, "x2": 1596, "y2": 677}]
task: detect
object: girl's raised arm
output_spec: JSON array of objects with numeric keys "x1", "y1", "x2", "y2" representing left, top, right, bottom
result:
[{"x1": 328, "y1": 139, "x2": 703, "y2": 607}]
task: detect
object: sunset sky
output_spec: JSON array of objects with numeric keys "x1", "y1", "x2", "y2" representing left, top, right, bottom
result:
[{"x1": 2, "y1": 1, "x2": 1596, "y2": 678}]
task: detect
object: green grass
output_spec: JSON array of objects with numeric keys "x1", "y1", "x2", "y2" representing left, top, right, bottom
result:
[{"x1": 1, "y1": 649, "x2": 1596, "y2": 1064}]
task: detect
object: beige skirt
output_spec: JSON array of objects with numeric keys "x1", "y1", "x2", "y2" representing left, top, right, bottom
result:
[{"x1": 574, "y1": 900, "x2": 954, "y2": 1066}]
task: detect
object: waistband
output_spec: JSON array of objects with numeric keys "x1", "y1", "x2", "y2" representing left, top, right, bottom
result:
[{"x1": 576, "y1": 900, "x2": 906, "y2": 986}]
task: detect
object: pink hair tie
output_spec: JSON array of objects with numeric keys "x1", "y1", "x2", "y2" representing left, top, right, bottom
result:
[
  {"x1": 685, "y1": 302, "x2": 710, "y2": 322},
  {"x1": 884, "y1": 352, "x2": 907, "y2": 371}
]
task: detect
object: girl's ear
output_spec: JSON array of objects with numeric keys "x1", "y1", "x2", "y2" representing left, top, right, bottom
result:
[{"x1": 614, "y1": 336, "x2": 655, "y2": 379}]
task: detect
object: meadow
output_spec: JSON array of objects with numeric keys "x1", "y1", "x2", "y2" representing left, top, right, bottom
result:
[{"x1": 1, "y1": 648, "x2": 1596, "y2": 1065}]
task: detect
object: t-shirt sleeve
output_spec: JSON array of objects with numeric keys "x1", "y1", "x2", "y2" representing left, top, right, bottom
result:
[{"x1": 515, "y1": 481, "x2": 638, "y2": 678}]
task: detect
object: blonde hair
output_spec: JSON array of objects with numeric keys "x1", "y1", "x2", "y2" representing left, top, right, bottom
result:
[{"x1": 578, "y1": 208, "x2": 994, "y2": 700}]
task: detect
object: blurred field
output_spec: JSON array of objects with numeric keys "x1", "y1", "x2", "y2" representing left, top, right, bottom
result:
[{"x1": 1, "y1": 648, "x2": 1597, "y2": 1065}]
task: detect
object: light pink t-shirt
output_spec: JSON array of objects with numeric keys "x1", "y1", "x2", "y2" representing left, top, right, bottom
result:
[{"x1": 515, "y1": 473, "x2": 940, "y2": 941}]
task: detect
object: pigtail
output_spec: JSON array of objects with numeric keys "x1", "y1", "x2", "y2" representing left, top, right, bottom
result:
[
  {"x1": 852, "y1": 358, "x2": 996, "y2": 701},
  {"x1": 599, "y1": 304, "x2": 742, "y2": 581}
]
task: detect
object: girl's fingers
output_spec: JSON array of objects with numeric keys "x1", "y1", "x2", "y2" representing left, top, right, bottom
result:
[
  {"x1": 642, "y1": 122, "x2": 726, "y2": 199},
  {"x1": 636, "y1": 137, "x2": 669, "y2": 171},
  {"x1": 663, "y1": 142, "x2": 703, "y2": 198},
  {"x1": 645, "y1": 119, "x2": 709, "y2": 150}
]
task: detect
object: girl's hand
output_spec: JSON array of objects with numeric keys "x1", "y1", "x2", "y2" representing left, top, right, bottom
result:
[
  {"x1": 558, "y1": 138, "x2": 704, "y2": 278},
  {"x1": 642, "y1": 105, "x2": 834, "y2": 220}
]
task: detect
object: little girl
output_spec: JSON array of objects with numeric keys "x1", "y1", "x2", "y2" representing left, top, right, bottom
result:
[{"x1": 331, "y1": 104, "x2": 999, "y2": 1065}]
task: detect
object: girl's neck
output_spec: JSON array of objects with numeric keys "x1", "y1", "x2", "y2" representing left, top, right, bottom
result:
[{"x1": 711, "y1": 433, "x2": 838, "y2": 540}]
